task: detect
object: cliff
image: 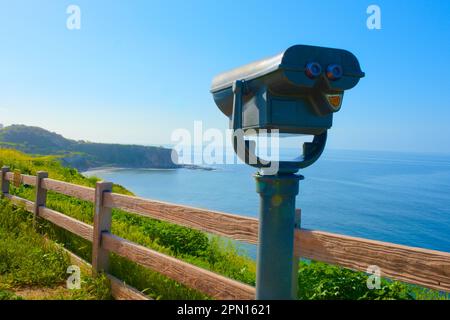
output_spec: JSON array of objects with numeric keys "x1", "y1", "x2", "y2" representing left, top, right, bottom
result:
[{"x1": 0, "y1": 124, "x2": 179, "y2": 171}]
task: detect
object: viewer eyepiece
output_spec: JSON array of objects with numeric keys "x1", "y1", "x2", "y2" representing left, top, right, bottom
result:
[
  {"x1": 305, "y1": 62, "x2": 322, "y2": 79},
  {"x1": 326, "y1": 64, "x2": 343, "y2": 81}
]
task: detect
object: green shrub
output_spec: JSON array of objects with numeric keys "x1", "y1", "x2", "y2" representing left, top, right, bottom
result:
[{"x1": 297, "y1": 260, "x2": 413, "y2": 300}]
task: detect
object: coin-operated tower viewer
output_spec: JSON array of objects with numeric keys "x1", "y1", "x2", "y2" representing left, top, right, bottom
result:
[{"x1": 210, "y1": 45, "x2": 364, "y2": 299}]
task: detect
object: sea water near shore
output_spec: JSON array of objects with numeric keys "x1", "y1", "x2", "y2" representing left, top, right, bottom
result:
[{"x1": 84, "y1": 149, "x2": 450, "y2": 259}]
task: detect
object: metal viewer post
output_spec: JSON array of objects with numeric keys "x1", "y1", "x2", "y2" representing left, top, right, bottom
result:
[{"x1": 255, "y1": 172, "x2": 302, "y2": 299}]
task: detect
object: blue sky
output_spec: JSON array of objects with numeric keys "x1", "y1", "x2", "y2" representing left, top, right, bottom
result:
[{"x1": 0, "y1": 0, "x2": 449, "y2": 153}]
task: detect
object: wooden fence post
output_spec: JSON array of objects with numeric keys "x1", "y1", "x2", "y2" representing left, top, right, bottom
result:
[
  {"x1": 13, "y1": 169, "x2": 21, "y2": 188},
  {"x1": 34, "y1": 171, "x2": 48, "y2": 225},
  {"x1": 92, "y1": 181, "x2": 113, "y2": 275},
  {"x1": 1, "y1": 166, "x2": 10, "y2": 197}
]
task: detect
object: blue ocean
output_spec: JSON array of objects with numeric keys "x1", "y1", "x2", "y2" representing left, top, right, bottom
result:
[{"x1": 84, "y1": 149, "x2": 450, "y2": 258}]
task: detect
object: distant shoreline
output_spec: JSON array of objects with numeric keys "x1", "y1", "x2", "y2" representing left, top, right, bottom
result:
[{"x1": 82, "y1": 164, "x2": 215, "y2": 174}]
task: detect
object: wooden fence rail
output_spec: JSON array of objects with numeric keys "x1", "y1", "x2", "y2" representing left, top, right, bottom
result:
[
  {"x1": 1, "y1": 166, "x2": 449, "y2": 299},
  {"x1": 102, "y1": 233, "x2": 255, "y2": 300}
]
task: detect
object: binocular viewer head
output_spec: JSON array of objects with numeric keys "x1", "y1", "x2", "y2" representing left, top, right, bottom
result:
[{"x1": 211, "y1": 44, "x2": 364, "y2": 135}]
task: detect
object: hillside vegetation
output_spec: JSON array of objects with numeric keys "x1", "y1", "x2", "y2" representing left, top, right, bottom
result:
[
  {"x1": 0, "y1": 125, "x2": 178, "y2": 171},
  {"x1": 0, "y1": 148, "x2": 448, "y2": 300},
  {"x1": 0, "y1": 199, "x2": 111, "y2": 300}
]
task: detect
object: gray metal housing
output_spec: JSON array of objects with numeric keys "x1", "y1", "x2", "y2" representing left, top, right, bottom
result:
[{"x1": 211, "y1": 45, "x2": 364, "y2": 135}]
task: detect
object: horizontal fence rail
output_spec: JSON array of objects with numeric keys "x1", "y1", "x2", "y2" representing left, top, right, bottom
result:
[
  {"x1": 296, "y1": 229, "x2": 450, "y2": 292},
  {"x1": 56, "y1": 241, "x2": 150, "y2": 300},
  {"x1": 38, "y1": 207, "x2": 94, "y2": 242},
  {"x1": 1, "y1": 168, "x2": 450, "y2": 297},
  {"x1": 103, "y1": 192, "x2": 260, "y2": 244},
  {"x1": 41, "y1": 178, "x2": 96, "y2": 202},
  {"x1": 102, "y1": 233, "x2": 255, "y2": 299},
  {"x1": 5, "y1": 171, "x2": 36, "y2": 186}
]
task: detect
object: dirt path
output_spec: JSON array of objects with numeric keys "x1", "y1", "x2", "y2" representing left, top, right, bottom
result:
[{"x1": 13, "y1": 284, "x2": 73, "y2": 300}]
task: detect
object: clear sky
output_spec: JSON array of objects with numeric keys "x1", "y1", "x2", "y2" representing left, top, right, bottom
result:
[{"x1": 0, "y1": 0, "x2": 449, "y2": 153}]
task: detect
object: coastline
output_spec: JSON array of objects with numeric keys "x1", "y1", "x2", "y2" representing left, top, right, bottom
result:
[{"x1": 82, "y1": 164, "x2": 215, "y2": 175}]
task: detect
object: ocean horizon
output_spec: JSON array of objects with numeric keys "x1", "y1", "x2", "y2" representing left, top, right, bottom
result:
[{"x1": 83, "y1": 148, "x2": 450, "y2": 259}]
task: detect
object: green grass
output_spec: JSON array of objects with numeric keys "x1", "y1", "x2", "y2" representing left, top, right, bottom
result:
[
  {"x1": 0, "y1": 199, "x2": 111, "y2": 300},
  {"x1": 0, "y1": 148, "x2": 448, "y2": 300},
  {"x1": 0, "y1": 289, "x2": 22, "y2": 300}
]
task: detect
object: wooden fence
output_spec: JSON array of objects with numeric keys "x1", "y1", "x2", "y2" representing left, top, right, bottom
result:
[{"x1": 1, "y1": 166, "x2": 449, "y2": 300}]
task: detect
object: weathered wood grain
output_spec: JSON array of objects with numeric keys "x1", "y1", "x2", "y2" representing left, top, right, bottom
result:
[
  {"x1": 1, "y1": 167, "x2": 10, "y2": 194},
  {"x1": 103, "y1": 192, "x2": 259, "y2": 244},
  {"x1": 92, "y1": 182, "x2": 113, "y2": 275},
  {"x1": 4, "y1": 172, "x2": 37, "y2": 186},
  {"x1": 34, "y1": 171, "x2": 48, "y2": 221},
  {"x1": 13, "y1": 170, "x2": 21, "y2": 187},
  {"x1": 107, "y1": 274, "x2": 151, "y2": 300},
  {"x1": 41, "y1": 178, "x2": 95, "y2": 202},
  {"x1": 102, "y1": 232, "x2": 256, "y2": 300},
  {"x1": 62, "y1": 243, "x2": 92, "y2": 273},
  {"x1": 4, "y1": 193, "x2": 35, "y2": 213},
  {"x1": 22, "y1": 174, "x2": 36, "y2": 186},
  {"x1": 4, "y1": 171, "x2": 13, "y2": 181},
  {"x1": 56, "y1": 241, "x2": 150, "y2": 300},
  {"x1": 296, "y1": 229, "x2": 450, "y2": 292},
  {"x1": 38, "y1": 207, "x2": 93, "y2": 241}
]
